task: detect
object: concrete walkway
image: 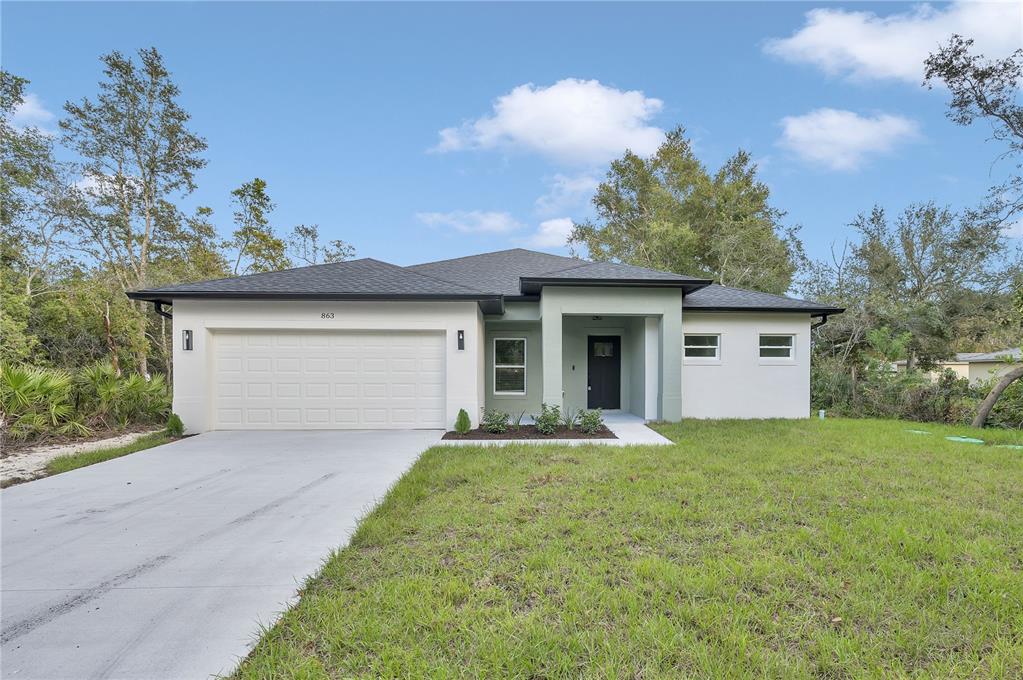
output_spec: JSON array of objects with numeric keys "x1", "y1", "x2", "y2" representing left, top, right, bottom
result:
[
  {"x1": 441, "y1": 412, "x2": 673, "y2": 447},
  {"x1": 1, "y1": 429, "x2": 440, "y2": 680}
]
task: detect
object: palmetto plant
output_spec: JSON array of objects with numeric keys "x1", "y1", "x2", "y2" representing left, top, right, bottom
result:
[{"x1": 2, "y1": 361, "x2": 170, "y2": 443}]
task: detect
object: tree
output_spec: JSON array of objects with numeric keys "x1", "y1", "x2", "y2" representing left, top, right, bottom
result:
[
  {"x1": 849, "y1": 203, "x2": 1018, "y2": 368},
  {"x1": 925, "y1": 35, "x2": 1023, "y2": 222},
  {"x1": 568, "y1": 127, "x2": 803, "y2": 294},
  {"x1": 229, "y1": 178, "x2": 290, "y2": 274},
  {"x1": 60, "y1": 48, "x2": 207, "y2": 375},
  {"x1": 288, "y1": 223, "x2": 356, "y2": 265}
]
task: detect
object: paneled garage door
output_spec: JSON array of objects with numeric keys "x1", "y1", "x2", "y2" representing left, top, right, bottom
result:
[{"x1": 212, "y1": 330, "x2": 445, "y2": 429}]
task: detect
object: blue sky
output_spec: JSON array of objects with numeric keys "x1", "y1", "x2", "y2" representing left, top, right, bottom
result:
[{"x1": 5, "y1": 1, "x2": 1021, "y2": 267}]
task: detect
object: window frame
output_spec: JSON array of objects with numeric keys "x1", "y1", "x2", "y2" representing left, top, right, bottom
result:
[
  {"x1": 493, "y1": 337, "x2": 527, "y2": 395},
  {"x1": 683, "y1": 333, "x2": 721, "y2": 361},
  {"x1": 758, "y1": 334, "x2": 795, "y2": 361}
]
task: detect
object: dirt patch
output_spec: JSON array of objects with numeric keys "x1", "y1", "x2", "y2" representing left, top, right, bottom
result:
[
  {"x1": 442, "y1": 425, "x2": 616, "y2": 440},
  {"x1": 0, "y1": 429, "x2": 163, "y2": 486}
]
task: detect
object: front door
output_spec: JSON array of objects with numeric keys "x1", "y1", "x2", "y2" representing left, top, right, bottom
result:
[{"x1": 587, "y1": 335, "x2": 621, "y2": 409}]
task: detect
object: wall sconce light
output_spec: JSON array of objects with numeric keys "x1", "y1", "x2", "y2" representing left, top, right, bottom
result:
[
  {"x1": 182, "y1": 329, "x2": 193, "y2": 351},
  {"x1": 457, "y1": 330, "x2": 465, "y2": 350}
]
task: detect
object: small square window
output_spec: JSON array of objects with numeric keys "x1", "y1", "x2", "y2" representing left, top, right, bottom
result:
[
  {"x1": 593, "y1": 342, "x2": 615, "y2": 358},
  {"x1": 759, "y1": 334, "x2": 794, "y2": 359},
  {"x1": 684, "y1": 334, "x2": 720, "y2": 359}
]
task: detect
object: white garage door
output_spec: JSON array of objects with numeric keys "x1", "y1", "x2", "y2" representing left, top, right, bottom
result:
[{"x1": 212, "y1": 330, "x2": 445, "y2": 429}]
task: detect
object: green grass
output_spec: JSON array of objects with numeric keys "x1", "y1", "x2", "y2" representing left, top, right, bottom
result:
[
  {"x1": 233, "y1": 418, "x2": 1022, "y2": 679},
  {"x1": 44, "y1": 431, "x2": 174, "y2": 476}
]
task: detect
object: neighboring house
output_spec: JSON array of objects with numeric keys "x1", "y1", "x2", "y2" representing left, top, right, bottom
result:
[
  {"x1": 128, "y1": 249, "x2": 843, "y2": 433},
  {"x1": 894, "y1": 348, "x2": 1021, "y2": 385}
]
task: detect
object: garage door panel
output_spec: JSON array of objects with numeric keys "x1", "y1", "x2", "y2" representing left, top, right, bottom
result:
[{"x1": 213, "y1": 330, "x2": 445, "y2": 430}]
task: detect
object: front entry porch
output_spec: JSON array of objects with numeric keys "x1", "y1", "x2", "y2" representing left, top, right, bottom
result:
[{"x1": 483, "y1": 286, "x2": 684, "y2": 422}]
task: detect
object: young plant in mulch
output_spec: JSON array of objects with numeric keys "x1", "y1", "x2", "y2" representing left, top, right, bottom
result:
[
  {"x1": 480, "y1": 408, "x2": 510, "y2": 434},
  {"x1": 454, "y1": 409, "x2": 472, "y2": 435},
  {"x1": 578, "y1": 409, "x2": 604, "y2": 435},
  {"x1": 533, "y1": 403, "x2": 561, "y2": 435}
]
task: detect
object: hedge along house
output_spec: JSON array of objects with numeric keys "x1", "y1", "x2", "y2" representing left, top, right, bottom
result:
[{"x1": 128, "y1": 249, "x2": 843, "y2": 433}]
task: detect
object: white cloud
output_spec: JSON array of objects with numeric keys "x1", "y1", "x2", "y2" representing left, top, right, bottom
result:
[
  {"x1": 778, "y1": 108, "x2": 920, "y2": 171},
  {"x1": 524, "y1": 217, "x2": 575, "y2": 248},
  {"x1": 432, "y1": 78, "x2": 665, "y2": 164},
  {"x1": 9, "y1": 93, "x2": 56, "y2": 132},
  {"x1": 416, "y1": 210, "x2": 523, "y2": 234},
  {"x1": 535, "y1": 173, "x2": 600, "y2": 215},
  {"x1": 1002, "y1": 220, "x2": 1023, "y2": 238},
  {"x1": 764, "y1": 2, "x2": 1022, "y2": 83}
]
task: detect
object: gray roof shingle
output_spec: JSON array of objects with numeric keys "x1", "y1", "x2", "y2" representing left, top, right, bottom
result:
[
  {"x1": 956, "y1": 348, "x2": 1021, "y2": 363},
  {"x1": 133, "y1": 258, "x2": 489, "y2": 297},
  {"x1": 682, "y1": 284, "x2": 842, "y2": 314},
  {"x1": 407, "y1": 248, "x2": 585, "y2": 296},
  {"x1": 128, "y1": 248, "x2": 841, "y2": 316}
]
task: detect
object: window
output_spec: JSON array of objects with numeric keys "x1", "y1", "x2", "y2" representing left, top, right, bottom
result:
[
  {"x1": 684, "y1": 334, "x2": 720, "y2": 359},
  {"x1": 494, "y1": 338, "x2": 526, "y2": 394},
  {"x1": 592, "y1": 341, "x2": 615, "y2": 357},
  {"x1": 759, "y1": 334, "x2": 794, "y2": 359}
]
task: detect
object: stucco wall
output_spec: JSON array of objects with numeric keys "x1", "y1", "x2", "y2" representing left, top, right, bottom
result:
[
  {"x1": 560, "y1": 315, "x2": 644, "y2": 415},
  {"x1": 969, "y1": 361, "x2": 1016, "y2": 384},
  {"x1": 483, "y1": 321, "x2": 543, "y2": 417},
  {"x1": 681, "y1": 311, "x2": 811, "y2": 419},
  {"x1": 171, "y1": 299, "x2": 483, "y2": 433}
]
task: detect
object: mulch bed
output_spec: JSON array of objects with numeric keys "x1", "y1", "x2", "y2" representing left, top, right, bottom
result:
[{"x1": 442, "y1": 425, "x2": 617, "y2": 440}]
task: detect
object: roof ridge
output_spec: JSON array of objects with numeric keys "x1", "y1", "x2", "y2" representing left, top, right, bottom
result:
[
  {"x1": 409, "y1": 247, "x2": 581, "y2": 269},
  {"x1": 386, "y1": 260, "x2": 492, "y2": 295}
]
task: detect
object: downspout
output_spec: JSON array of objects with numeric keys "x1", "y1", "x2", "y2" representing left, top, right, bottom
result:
[
  {"x1": 154, "y1": 301, "x2": 173, "y2": 319},
  {"x1": 811, "y1": 314, "x2": 829, "y2": 330}
]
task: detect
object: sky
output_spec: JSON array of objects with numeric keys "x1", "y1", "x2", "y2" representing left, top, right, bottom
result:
[{"x1": 4, "y1": 1, "x2": 1022, "y2": 268}]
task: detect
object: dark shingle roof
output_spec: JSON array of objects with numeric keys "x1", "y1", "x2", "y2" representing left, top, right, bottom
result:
[
  {"x1": 407, "y1": 248, "x2": 585, "y2": 296},
  {"x1": 128, "y1": 248, "x2": 842, "y2": 317},
  {"x1": 682, "y1": 284, "x2": 843, "y2": 314},
  {"x1": 957, "y1": 348, "x2": 1021, "y2": 363},
  {"x1": 130, "y1": 258, "x2": 489, "y2": 298}
]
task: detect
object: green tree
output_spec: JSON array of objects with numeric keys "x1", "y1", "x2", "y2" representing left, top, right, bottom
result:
[
  {"x1": 288, "y1": 223, "x2": 356, "y2": 265},
  {"x1": 229, "y1": 178, "x2": 290, "y2": 274},
  {"x1": 925, "y1": 35, "x2": 1023, "y2": 222},
  {"x1": 569, "y1": 127, "x2": 803, "y2": 294},
  {"x1": 60, "y1": 48, "x2": 208, "y2": 375}
]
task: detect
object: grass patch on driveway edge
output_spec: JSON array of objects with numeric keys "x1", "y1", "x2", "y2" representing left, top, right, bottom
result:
[{"x1": 43, "y1": 431, "x2": 175, "y2": 476}]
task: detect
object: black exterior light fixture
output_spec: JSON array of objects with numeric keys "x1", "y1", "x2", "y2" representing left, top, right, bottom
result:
[
  {"x1": 182, "y1": 329, "x2": 193, "y2": 351},
  {"x1": 457, "y1": 330, "x2": 465, "y2": 350}
]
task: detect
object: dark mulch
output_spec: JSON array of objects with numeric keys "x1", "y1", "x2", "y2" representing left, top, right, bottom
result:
[{"x1": 442, "y1": 425, "x2": 617, "y2": 440}]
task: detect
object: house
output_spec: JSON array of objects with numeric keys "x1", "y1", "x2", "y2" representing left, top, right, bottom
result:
[
  {"x1": 127, "y1": 249, "x2": 843, "y2": 433},
  {"x1": 894, "y1": 348, "x2": 1021, "y2": 385}
]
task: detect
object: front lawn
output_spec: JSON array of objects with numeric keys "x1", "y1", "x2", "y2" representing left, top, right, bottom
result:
[{"x1": 234, "y1": 419, "x2": 1022, "y2": 678}]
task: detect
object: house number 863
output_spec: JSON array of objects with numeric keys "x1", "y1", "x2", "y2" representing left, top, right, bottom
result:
[{"x1": 320, "y1": 312, "x2": 334, "y2": 319}]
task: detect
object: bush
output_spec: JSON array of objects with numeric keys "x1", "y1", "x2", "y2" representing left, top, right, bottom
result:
[
  {"x1": 578, "y1": 409, "x2": 604, "y2": 434},
  {"x1": 166, "y1": 413, "x2": 185, "y2": 437},
  {"x1": 481, "y1": 408, "x2": 509, "y2": 434},
  {"x1": 561, "y1": 408, "x2": 580, "y2": 430},
  {"x1": 984, "y1": 378, "x2": 1023, "y2": 430},
  {"x1": 533, "y1": 403, "x2": 561, "y2": 435},
  {"x1": 0, "y1": 361, "x2": 170, "y2": 443},
  {"x1": 454, "y1": 408, "x2": 471, "y2": 434}
]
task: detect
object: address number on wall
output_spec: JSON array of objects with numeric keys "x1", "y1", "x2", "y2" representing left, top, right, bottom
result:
[{"x1": 320, "y1": 312, "x2": 335, "y2": 319}]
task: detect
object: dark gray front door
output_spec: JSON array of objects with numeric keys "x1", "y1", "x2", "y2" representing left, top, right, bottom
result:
[{"x1": 587, "y1": 335, "x2": 621, "y2": 409}]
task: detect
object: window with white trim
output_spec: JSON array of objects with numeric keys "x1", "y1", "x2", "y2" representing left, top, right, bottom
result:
[
  {"x1": 684, "y1": 334, "x2": 720, "y2": 359},
  {"x1": 759, "y1": 334, "x2": 794, "y2": 359},
  {"x1": 494, "y1": 338, "x2": 526, "y2": 394}
]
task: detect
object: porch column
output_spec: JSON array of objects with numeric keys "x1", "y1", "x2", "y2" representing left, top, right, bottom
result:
[
  {"x1": 644, "y1": 317, "x2": 660, "y2": 420},
  {"x1": 660, "y1": 308, "x2": 683, "y2": 420},
  {"x1": 540, "y1": 305, "x2": 563, "y2": 410}
]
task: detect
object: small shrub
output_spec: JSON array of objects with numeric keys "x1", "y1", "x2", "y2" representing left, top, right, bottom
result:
[
  {"x1": 578, "y1": 409, "x2": 604, "y2": 434},
  {"x1": 533, "y1": 403, "x2": 561, "y2": 435},
  {"x1": 454, "y1": 409, "x2": 471, "y2": 434},
  {"x1": 561, "y1": 408, "x2": 580, "y2": 430},
  {"x1": 511, "y1": 410, "x2": 526, "y2": 430},
  {"x1": 481, "y1": 408, "x2": 509, "y2": 433},
  {"x1": 166, "y1": 413, "x2": 185, "y2": 437}
]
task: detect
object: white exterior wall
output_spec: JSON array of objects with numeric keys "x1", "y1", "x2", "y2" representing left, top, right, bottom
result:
[
  {"x1": 171, "y1": 299, "x2": 483, "y2": 434},
  {"x1": 681, "y1": 311, "x2": 812, "y2": 419}
]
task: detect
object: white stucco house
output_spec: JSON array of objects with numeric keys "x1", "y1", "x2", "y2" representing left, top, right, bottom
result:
[{"x1": 127, "y1": 249, "x2": 843, "y2": 433}]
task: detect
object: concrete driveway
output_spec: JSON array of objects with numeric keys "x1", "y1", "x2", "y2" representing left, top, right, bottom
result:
[{"x1": 1, "y1": 429, "x2": 440, "y2": 679}]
